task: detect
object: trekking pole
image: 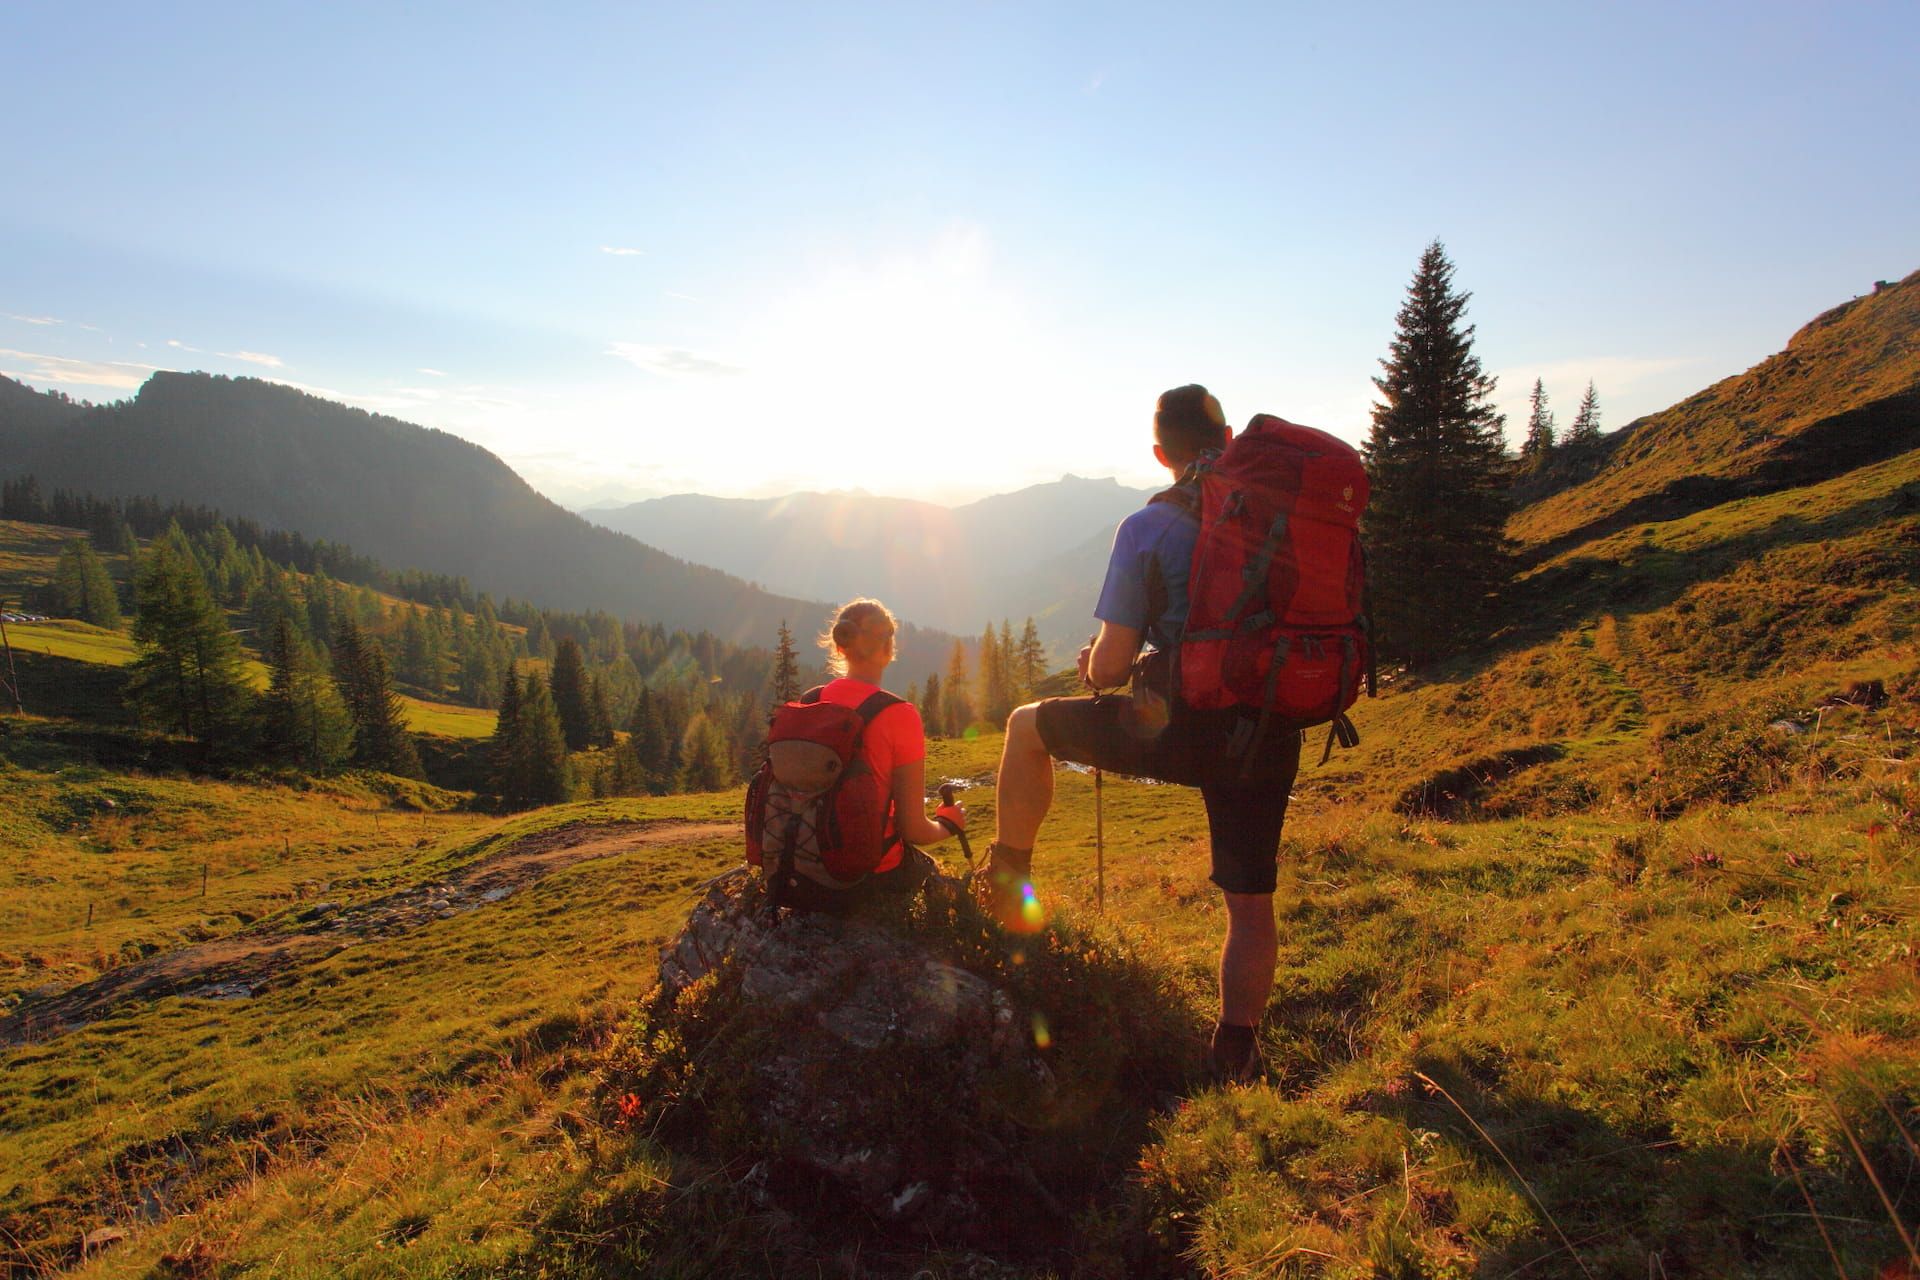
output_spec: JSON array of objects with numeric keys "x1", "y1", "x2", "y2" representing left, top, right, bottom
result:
[
  {"x1": 1083, "y1": 633, "x2": 1106, "y2": 915},
  {"x1": 936, "y1": 783, "x2": 975, "y2": 873},
  {"x1": 1094, "y1": 765, "x2": 1105, "y2": 914}
]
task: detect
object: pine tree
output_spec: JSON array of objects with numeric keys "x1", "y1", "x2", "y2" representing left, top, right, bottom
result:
[
  {"x1": 1519, "y1": 378, "x2": 1556, "y2": 467},
  {"x1": 505, "y1": 676, "x2": 571, "y2": 807},
  {"x1": 333, "y1": 618, "x2": 424, "y2": 777},
  {"x1": 54, "y1": 537, "x2": 121, "y2": 628},
  {"x1": 549, "y1": 637, "x2": 593, "y2": 751},
  {"x1": 1567, "y1": 381, "x2": 1602, "y2": 448},
  {"x1": 920, "y1": 672, "x2": 943, "y2": 736},
  {"x1": 125, "y1": 525, "x2": 253, "y2": 751},
  {"x1": 942, "y1": 641, "x2": 973, "y2": 736},
  {"x1": 1363, "y1": 241, "x2": 1512, "y2": 669},
  {"x1": 771, "y1": 620, "x2": 801, "y2": 704}
]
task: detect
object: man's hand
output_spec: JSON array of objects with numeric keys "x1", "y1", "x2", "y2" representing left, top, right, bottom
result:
[
  {"x1": 1084, "y1": 622, "x2": 1143, "y2": 690},
  {"x1": 934, "y1": 802, "x2": 966, "y2": 832}
]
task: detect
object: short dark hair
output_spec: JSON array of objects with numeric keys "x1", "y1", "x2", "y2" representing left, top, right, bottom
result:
[{"x1": 1154, "y1": 384, "x2": 1228, "y2": 462}]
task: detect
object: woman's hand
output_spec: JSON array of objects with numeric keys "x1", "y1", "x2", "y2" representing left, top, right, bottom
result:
[{"x1": 934, "y1": 801, "x2": 966, "y2": 832}]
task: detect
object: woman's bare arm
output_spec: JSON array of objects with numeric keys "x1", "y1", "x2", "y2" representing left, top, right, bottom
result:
[{"x1": 890, "y1": 756, "x2": 953, "y2": 847}]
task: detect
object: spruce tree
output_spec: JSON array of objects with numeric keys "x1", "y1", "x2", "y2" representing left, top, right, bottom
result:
[
  {"x1": 587, "y1": 672, "x2": 616, "y2": 748},
  {"x1": 126, "y1": 526, "x2": 252, "y2": 751},
  {"x1": 920, "y1": 672, "x2": 943, "y2": 738},
  {"x1": 1567, "y1": 381, "x2": 1602, "y2": 448},
  {"x1": 678, "y1": 713, "x2": 734, "y2": 792},
  {"x1": 55, "y1": 537, "x2": 121, "y2": 628},
  {"x1": 1519, "y1": 378, "x2": 1556, "y2": 468},
  {"x1": 506, "y1": 676, "x2": 571, "y2": 807},
  {"x1": 489, "y1": 664, "x2": 524, "y2": 800},
  {"x1": 628, "y1": 687, "x2": 672, "y2": 794},
  {"x1": 333, "y1": 618, "x2": 424, "y2": 777},
  {"x1": 1363, "y1": 241, "x2": 1512, "y2": 669},
  {"x1": 549, "y1": 636, "x2": 593, "y2": 751},
  {"x1": 259, "y1": 615, "x2": 351, "y2": 769},
  {"x1": 771, "y1": 620, "x2": 801, "y2": 704}
]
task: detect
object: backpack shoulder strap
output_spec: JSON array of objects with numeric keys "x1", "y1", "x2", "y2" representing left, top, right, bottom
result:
[
  {"x1": 852, "y1": 689, "x2": 904, "y2": 723},
  {"x1": 799, "y1": 686, "x2": 825, "y2": 704}
]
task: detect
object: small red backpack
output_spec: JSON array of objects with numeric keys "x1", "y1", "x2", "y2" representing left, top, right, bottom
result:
[
  {"x1": 745, "y1": 686, "x2": 901, "y2": 911},
  {"x1": 1161, "y1": 413, "x2": 1374, "y2": 769}
]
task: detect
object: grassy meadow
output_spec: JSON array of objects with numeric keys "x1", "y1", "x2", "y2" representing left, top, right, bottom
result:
[{"x1": 3, "y1": 407, "x2": 1919, "y2": 1275}]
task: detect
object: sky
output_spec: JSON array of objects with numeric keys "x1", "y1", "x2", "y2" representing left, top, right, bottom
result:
[{"x1": 3, "y1": 2, "x2": 1916, "y2": 508}]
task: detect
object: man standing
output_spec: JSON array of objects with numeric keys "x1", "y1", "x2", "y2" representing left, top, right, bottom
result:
[{"x1": 981, "y1": 384, "x2": 1304, "y2": 1083}]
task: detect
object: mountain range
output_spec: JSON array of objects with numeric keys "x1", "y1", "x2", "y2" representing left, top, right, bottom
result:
[
  {"x1": 585, "y1": 477, "x2": 1156, "y2": 647},
  {"x1": 0, "y1": 372, "x2": 969, "y2": 678}
]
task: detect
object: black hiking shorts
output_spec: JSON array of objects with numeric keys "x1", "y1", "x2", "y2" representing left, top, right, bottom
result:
[{"x1": 1034, "y1": 695, "x2": 1302, "y2": 896}]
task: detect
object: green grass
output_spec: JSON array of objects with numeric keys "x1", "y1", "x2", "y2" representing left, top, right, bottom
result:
[{"x1": 6, "y1": 426, "x2": 1920, "y2": 1272}]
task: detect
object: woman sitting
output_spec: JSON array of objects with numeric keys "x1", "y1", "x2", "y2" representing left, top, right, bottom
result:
[{"x1": 750, "y1": 597, "x2": 968, "y2": 909}]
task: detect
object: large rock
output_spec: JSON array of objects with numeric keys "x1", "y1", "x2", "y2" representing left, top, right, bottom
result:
[{"x1": 647, "y1": 871, "x2": 1059, "y2": 1238}]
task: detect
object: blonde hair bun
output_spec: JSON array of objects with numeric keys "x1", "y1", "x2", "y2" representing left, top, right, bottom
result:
[{"x1": 819, "y1": 598, "x2": 898, "y2": 676}]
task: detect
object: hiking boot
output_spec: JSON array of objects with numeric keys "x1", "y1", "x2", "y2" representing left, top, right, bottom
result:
[
  {"x1": 1208, "y1": 1022, "x2": 1262, "y2": 1085},
  {"x1": 971, "y1": 844, "x2": 1045, "y2": 934}
]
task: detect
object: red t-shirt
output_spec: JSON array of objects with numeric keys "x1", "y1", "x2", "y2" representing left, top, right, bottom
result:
[{"x1": 817, "y1": 678, "x2": 925, "y2": 872}]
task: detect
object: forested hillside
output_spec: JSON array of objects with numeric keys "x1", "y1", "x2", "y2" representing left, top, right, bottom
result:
[{"x1": 0, "y1": 372, "x2": 956, "y2": 679}]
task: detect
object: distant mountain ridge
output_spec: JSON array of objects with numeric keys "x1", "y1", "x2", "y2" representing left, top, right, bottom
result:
[
  {"x1": 589, "y1": 475, "x2": 1156, "y2": 647},
  {"x1": 0, "y1": 371, "x2": 958, "y2": 681}
]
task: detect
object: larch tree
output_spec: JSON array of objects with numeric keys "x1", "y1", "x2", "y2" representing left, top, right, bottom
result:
[
  {"x1": 1362, "y1": 240, "x2": 1512, "y2": 670},
  {"x1": 55, "y1": 537, "x2": 121, "y2": 628},
  {"x1": 942, "y1": 641, "x2": 972, "y2": 736},
  {"x1": 920, "y1": 672, "x2": 943, "y2": 737},
  {"x1": 125, "y1": 525, "x2": 253, "y2": 751}
]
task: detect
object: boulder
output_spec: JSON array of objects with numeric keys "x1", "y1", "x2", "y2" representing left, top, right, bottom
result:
[{"x1": 644, "y1": 871, "x2": 1058, "y2": 1238}]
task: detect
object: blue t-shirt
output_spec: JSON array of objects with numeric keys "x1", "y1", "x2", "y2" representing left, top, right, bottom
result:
[{"x1": 1094, "y1": 498, "x2": 1198, "y2": 652}]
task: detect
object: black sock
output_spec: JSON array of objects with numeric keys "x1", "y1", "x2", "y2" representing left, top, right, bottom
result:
[
  {"x1": 988, "y1": 842, "x2": 1033, "y2": 879},
  {"x1": 1210, "y1": 1020, "x2": 1257, "y2": 1060}
]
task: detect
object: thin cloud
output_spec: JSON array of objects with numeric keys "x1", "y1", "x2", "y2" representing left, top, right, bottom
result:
[
  {"x1": 608, "y1": 342, "x2": 745, "y2": 378},
  {"x1": 4, "y1": 313, "x2": 61, "y2": 326},
  {"x1": 416, "y1": 367, "x2": 449, "y2": 377},
  {"x1": 599, "y1": 245, "x2": 646, "y2": 257},
  {"x1": 1, "y1": 349, "x2": 157, "y2": 390},
  {"x1": 166, "y1": 339, "x2": 203, "y2": 352},
  {"x1": 219, "y1": 349, "x2": 285, "y2": 368}
]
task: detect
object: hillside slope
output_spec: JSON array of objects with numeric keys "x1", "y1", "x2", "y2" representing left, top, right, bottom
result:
[
  {"x1": 1513, "y1": 267, "x2": 1920, "y2": 553},
  {"x1": 0, "y1": 373, "x2": 959, "y2": 678}
]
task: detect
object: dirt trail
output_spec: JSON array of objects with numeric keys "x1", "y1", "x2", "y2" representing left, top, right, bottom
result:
[{"x1": 0, "y1": 819, "x2": 734, "y2": 1047}]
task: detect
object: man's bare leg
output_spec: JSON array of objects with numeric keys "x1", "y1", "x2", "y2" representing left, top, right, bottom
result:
[
  {"x1": 1212, "y1": 891, "x2": 1278, "y2": 1080},
  {"x1": 994, "y1": 702, "x2": 1053, "y2": 851}
]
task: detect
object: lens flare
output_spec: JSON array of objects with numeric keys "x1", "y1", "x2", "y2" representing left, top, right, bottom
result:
[
  {"x1": 1031, "y1": 1012, "x2": 1052, "y2": 1050},
  {"x1": 1020, "y1": 884, "x2": 1044, "y2": 928}
]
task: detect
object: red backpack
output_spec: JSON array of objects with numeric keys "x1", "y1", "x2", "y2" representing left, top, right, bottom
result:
[
  {"x1": 745, "y1": 686, "x2": 901, "y2": 912},
  {"x1": 1161, "y1": 413, "x2": 1373, "y2": 769}
]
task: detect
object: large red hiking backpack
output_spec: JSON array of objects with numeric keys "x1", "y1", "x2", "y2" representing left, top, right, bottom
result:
[
  {"x1": 744, "y1": 686, "x2": 901, "y2": 911},
  {"x1": 1162, "y1": 413, "x2": 1373, "y2": 768}
]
